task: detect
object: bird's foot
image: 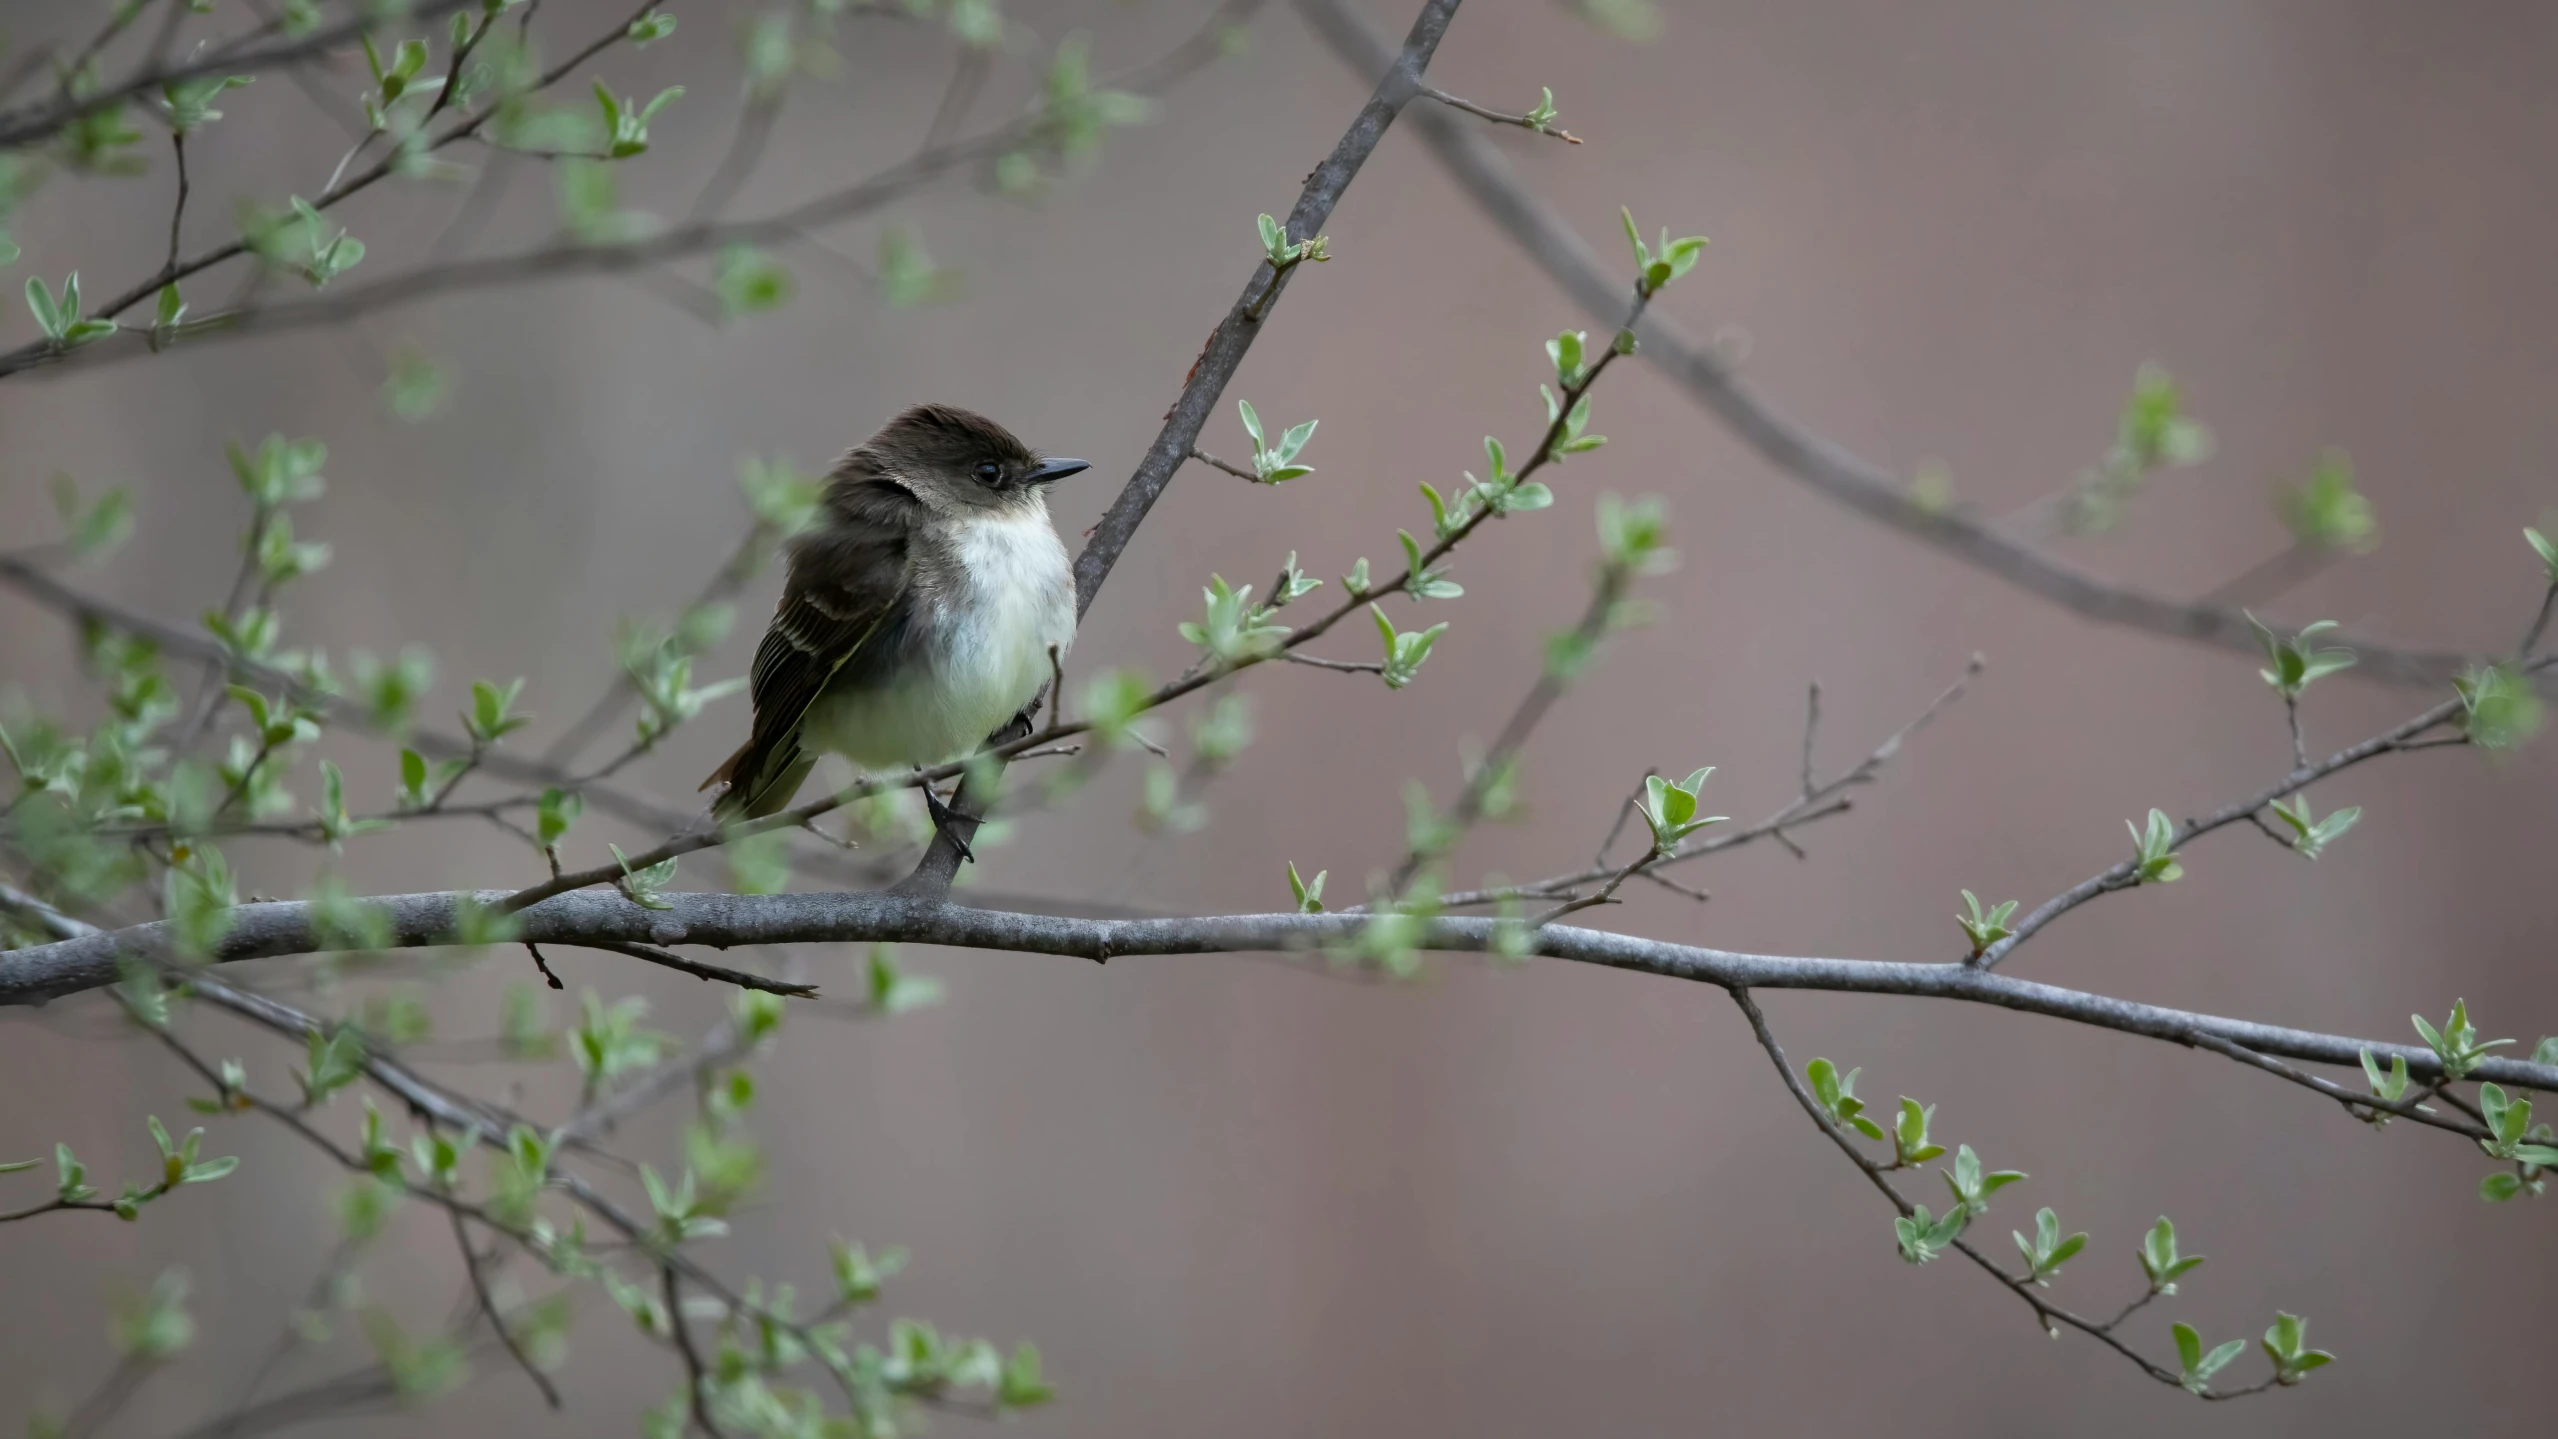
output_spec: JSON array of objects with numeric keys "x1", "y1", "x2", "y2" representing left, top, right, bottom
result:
[{"x1": 922, "y1": 783, "x2": 976, "y2": 864}]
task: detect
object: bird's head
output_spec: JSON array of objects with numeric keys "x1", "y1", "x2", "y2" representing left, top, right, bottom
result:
[{"x1": 856, "y1": 403, "x2": 1089, "y2": 515}]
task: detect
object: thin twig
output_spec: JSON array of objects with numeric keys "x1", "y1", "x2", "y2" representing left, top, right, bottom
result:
[
  {"x1": 1187, "y1": 447, "x2": 1262, "y2": 482},
  {"x1": 1728, "y1": 989, "x2": 2248, "y2": 1395},
  {"x1": 163, "y1": 131, "x2": 190, "y2": 274},
  {"x1": 1436, "y1": 655, "x2": 1978, "y2": 910},
  {"x1": 567, "y1": 940, "x2": 819, "y2": 997},
  {"x1": 1279, "y1": 652, "x2": 1385, "y2": 674},
  {"x1": 1977, "y1": 653, "x2": 2553, "y2": 970},
  {"x1": 449, "y1": 1206, "x2": 563, "y2": 1408},
  {"x1": 1415, "y1": 82, "x2": 1580, "y2": 142},
  {"x1": 663, "y1": 1268, "x2": 730, "y2": 1439}
]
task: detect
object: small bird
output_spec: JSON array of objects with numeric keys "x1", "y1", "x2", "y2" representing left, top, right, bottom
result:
[{"x1": 701, "y1": 404, "x2": 1088, "y2": 852}]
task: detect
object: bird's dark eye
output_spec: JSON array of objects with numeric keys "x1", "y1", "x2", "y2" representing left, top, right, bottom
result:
[{"x1": 973, "y1": 460, "x2": 1003, "y2": 484}]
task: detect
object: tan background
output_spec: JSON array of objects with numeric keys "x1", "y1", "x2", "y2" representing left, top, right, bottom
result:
[{"x1": 3, "y1": 0, "x2": 2555, "y2": 1433}]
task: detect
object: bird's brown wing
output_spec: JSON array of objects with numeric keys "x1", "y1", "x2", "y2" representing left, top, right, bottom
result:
[{"x1": 703, "y1": 480, "x2": 917, "y2": 819}]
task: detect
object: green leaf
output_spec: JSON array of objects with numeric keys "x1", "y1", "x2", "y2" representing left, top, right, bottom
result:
[
  {"x1": 1286, "y1": 861, "x2": 1327, "y2": 914},
  {"x1": 1634, "y1": 766, "x2": 1725, "y2": 854},
  {"x1": 2172, "y1": 1321, "x2": 2245, "y2": 1394},
  {"x1": 2139, "y1": 1216, "x2": 2205, "y2": 1293},
  {"x1": 2453, "y1": 663, "x2": 2543, "y2": 751},
  {"x1": 876, "y1": 224, "x2": 961, "y2": 308},
  {"x1": 158, "y1": 73, "x2": 253, "y2": 134},
  {"x1": 382, "y1": 346, "x2": 448, "y2": 421},
  {"x1": 830, "y1": 1238, "x2": 908, "y2": 1307},
  {"x1": 1941, "y1": 1143, "x2": 2024, "y2": 1217},
  {"x1": 1892, "y1": 1097, "x2": 1943, "y2": 1166},
  {"x1": 2527, "y1": 526, "x2": 2558, "y2": 583},
  {"x1": 24, "y1": 272, "x2": 65, "y2": 338},
  {"x1": 298, "y1": 1027, "x2": 367, "y2": 1106},
  {"x1": 2012, "y1": 1206, "x2": 2087, "y2": 1285},
  {"x1": 736, "y1": 453, "x2": 823, "y2": 536},
  {"x1": 1893, "y1": 1202, "x2": 1964, "y2": 1264},
  {"x1": 2276, "y1": 450, "x2": 2376, "y2": 552},
  {"x1": 2247, "y1": 614, "x2": 2357, "y2": 698},
  {"x1": 999, "y1": 1342, "x2": 1054, "y2": 1408},
  {"x1": 2267, "y1": 795, "x2": 2360, "y2": 860},
  {"x1": 1546, "y1": 329, "x2": 1586, "y2": 386},
  {"x1": 1955, "y1": 889, "x2": 2018, "y2": 954},
  {"x1": 463, "y1": 678, "x2": 531, "y2": 745},
  {"x1": 2414, "y1": 999, "x2": 2512, "y2": 1082},
  {"x1": 111, "y1": 1270, "x2": 195, "y2": 1361},
  {"x1": 865, "y1": 946, "x2": 944, "y2": 1015},
  {"x1": 2261, "y1": 1312, "x2": 2335, "y2": 1385},
  {"x1": 2127, "y1": 807, "x2": 2184, "y2": 883},
  {"x1": 1619, "y1": 206, "x2": 1651, "y2": 272},
  {"x1": 609, "y1": 844, "x2": 677, "y2": 910},
  {"x1": 713, "y1": 244, "x2": 793, "y2": 319},
  {"x1": 49, "y1": 475, "x2": 134, "y2": 562},
  {"x1": 535, "y1": 787, "x2": 581, "y2": 848}
]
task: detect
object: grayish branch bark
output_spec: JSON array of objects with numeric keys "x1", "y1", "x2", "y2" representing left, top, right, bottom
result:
[{"x1": 8, "y1": 888, "x2": 2554, "y2": 1092}]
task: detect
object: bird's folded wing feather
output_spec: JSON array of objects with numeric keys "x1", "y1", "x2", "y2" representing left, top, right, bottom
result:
[
  {"x1": 703, "y1": 484, "x2": 915, "y2": 813},
  {"x1": 748, "y1": 573, "x2": 899, "y2": 755}
]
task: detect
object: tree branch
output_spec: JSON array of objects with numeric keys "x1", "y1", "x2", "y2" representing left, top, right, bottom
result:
[
  {"x1": 1976, "y1": 655, "x2": 2552, "y2": 969},
  {"x1": 1728, "y1": 989, "x2": 2239, "y2": 1395},
  {"x1": 1291, "y1": 0, "x2": 2481, "y2": 689},
  {"x1": 9, "y1": 889, "x2": 2554, "y2": 1094},
  {"x1": 0, "y1": 0, "x2": 1259, "y2": 384},
  {"x1": 0, "y1": 1, "x2": 483, "y2": 150}
]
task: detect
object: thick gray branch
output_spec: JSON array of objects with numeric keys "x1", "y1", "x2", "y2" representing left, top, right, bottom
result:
[{"x1": 8, "y1": 889, "x2": 2552, "y2": 1092}]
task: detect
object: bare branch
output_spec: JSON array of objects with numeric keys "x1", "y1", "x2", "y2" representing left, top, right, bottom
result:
[
  {"x1": 450, "y1": 1206, "x2": 563, "y2": 1409},
  {"x1": 563, "y1": 939, "x2": 819, "y2": 998},
  {"x1": 11, "y1": 888, "x2": 2556, "y2": 1096},
  {"x1": 1186, "y1": 447, "x2": 1263, "y2": 482}
]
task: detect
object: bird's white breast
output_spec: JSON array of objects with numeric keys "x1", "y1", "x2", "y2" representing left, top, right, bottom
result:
[{"x1": 804, "y1": 505, "x2": 1074, "y2": 771}]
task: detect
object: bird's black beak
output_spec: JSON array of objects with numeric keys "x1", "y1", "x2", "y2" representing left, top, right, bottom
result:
[{"x1": 1023, "y1": 457, "x2": 1090, "y2": 487}]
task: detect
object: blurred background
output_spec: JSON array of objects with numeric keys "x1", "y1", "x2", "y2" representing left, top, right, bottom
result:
[{"x1": 3, "y1": 0, "x2": 2555, "y2": 1433}]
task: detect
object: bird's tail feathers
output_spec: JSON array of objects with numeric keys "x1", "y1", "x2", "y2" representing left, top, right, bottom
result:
[{"x1": 703, "y1": 739, "x2": 815, "y2": 821}]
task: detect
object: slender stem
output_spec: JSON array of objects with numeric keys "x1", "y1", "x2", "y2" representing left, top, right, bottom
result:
[
  {"x1": 663, "y1": 1268, "x2": 730, "y2": 1439},
  {"x1": 1729, "y1": 990, "x2": 2211, "y2": 1394},
  {"x1": 2519, "y1": 582, "x2": 2557, "y2": 657},
  {"x1": 163, "y1": 131, "x2": 190, "y2": 274},
  {"x1": 1977, "y1": 655, "x2": 2552, "y2": 970},
  {"x1": 1394, "y1": 565, "x2": 1631, "y2": 901},
  {"x1": 1416, "y1": 82, "x2": 1580, "y2": 142},
  {"x1": 450, "y1": 1206, "x2": 563, "y2": 1408},
  {"x1": 1187, "y1": 447, "x2": 1262, "y2": 482}
]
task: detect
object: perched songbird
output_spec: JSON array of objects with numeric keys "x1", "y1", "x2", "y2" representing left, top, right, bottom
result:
[{"x1": 702, "y1": 404, "x2": 1088, "y2": 849}]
